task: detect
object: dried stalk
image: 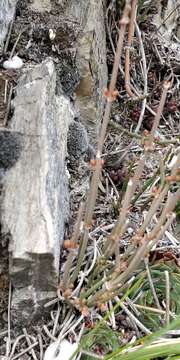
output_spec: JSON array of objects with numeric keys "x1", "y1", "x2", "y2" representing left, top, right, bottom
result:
[
  {"x1": 125, "y1": 155, "x2": 179, "y2": 259},
  {"x1": 150, "y1": 186, "x2": 180, "y2": 239},
  {"x1": 83, "y1": 156, "x2": 179, "y2": 305},
  {"x1": 125, "y1": 0, "x2": 137, "y2": 97},
  {"x1": 23, "y1": 329, "x2": 37, "y2": 360},
  {"x1": 134, "y1": 20, "x2": 148, "y2": 133},
  {"x1": 137, "y1": 185, "x2": 169, "y2": 237},
  {"x1": 105, "y1": 155, "x2": 146, "y2": 257},
  {"x1": 165, "y1": 270, "x2": 170, "y2": 325},
  {"x1": 70, "y1": 2, "x2": 131, "y2": 283},
  {"x1": 62, "y1": 202, "x2": 85, "y2": 289},
  {"x1": 109, "y1": 120, "x2": 179, "y2": 145},
  {"x1": 144, "y1": 258, "x2": 162, "y2": 311},
  {"x1": 86, "y1": 140, "x2": 179, "y2": 307},
  {"x1": 146, "y1": 81, "x2": 171, "y2": 150},
  {"x1": 119, "y1": 301, "x2": 152, "y2": 334},
  {"x1": 87, "y1": 209, "x2": 177, "y2": 306}
]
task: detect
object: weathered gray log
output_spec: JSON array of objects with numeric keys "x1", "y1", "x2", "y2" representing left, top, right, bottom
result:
[
  {"x1": 0, "y1": 0, "x2": 17, "y2": 51},
  {"x1": 68, "y1": 0, "x2": 107, "y2": 142},
  {"x1": 1, "y1": 60, "x2": 73, "y2": 322}
]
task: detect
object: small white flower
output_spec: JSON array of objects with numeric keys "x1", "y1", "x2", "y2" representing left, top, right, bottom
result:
[
  {"x1": 44, "y1": 339, "x2": 78, "y2": 360},
  {"x1": 3, "y1": 55, "x2": 23, "y2": 70}
]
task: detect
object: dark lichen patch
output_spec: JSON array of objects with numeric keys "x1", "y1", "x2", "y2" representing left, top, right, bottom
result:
[{"x1": 0, "y1": 131, "x2": 23, "y2": 170}]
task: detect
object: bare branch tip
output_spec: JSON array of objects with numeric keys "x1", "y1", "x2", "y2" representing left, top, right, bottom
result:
[{"x1": 163, "y1": 80, "x2": 172, "y2": 90}]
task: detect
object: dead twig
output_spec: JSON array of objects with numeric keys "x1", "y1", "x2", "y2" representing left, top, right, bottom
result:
[
  {"x1": 144, "y1": 258, "x2": 162, "y2": 311},
  {"x1": 125, "y1": 0, "x2": 137, "y2": 98},
  {"x1": 6, "y1": 282, "x2": 11, "y2": 357},
  {"x1": 23, "y1": 328, "x2": 38, "y2": 360},
  {"x1": 165, "y1": 270, "x2": 170, "y2": 325},
  {"x1": 11, "y1": 342, "x2": 38, "y2": 360},
  {"x1": 134, "y1": 21, "x2": 148, "y2": 133},
  {"x1": 150, "y1": 4, "x2": 180, "y2": 40},
  {"x1": 3, "y1": 20, "x2": 14, "y2": 54}
]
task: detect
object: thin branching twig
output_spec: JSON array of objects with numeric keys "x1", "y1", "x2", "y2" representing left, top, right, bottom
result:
[{"x1": 70, "y1": 1, "x2": 131, "y2": 284}]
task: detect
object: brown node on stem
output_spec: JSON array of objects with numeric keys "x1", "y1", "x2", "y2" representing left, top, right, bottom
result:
[
  {"x1": 89, "y1": 158, "x2": 104, "y2": 171},
  {"x1": 64, "y1": 239, "x2": 78, "y2": 249},
  {"x1": 120, "y1": 16, "x2": 130, "y2": 26},
  {"x1": 114, "y1": 261, "x2": 128, "y2": 274},
  {"x1": 69, "y1": 283, "x2": 74, "y2": 289},
  {"x1": 63, "y1": 288, "x2": 72, "y2": 299},
  {"x1": 151, "y1": 186, "x2": 158, "y2": 195},
  {"x1": 163, "y1": 80, "x2": 172, "y2": 90},
  {"x1": 73, "y1": 298, "x2": 80, "y2": 306},
  {"x1": 143, "y1": 129, "x2": 150, "y2": 137},
  {"x1": 144, "y1": 141, "x2": 155, "y2": 152},
  {"x1": 103, "y1": 88, "x2": 119, "y2": 102},
  {"x1": 96, "y1": 302, "x2": 108, "y2": 312},
  {"x1": 109, "y1": 234, "x2": 120, "y2": 243},
  {"x1": 131, "y1": 234, "x2": 144, "y2": 246},
  {"x1": 119, "y1": 4, "x2": 131, "y2": 25},
  {"x1": 80, "y1": 305, "x2": 89, "y2": 317},
  {"x1": 166, "y1": 175, "x2": 180, "y2": 183},
  {"x1": 141, "y1": 130, "x2": 154, "y2": 151},
  {"x1": 89, "y1": 158, "x2": 96, "y2": 167},
  {"x1": 84, "y1": 222, "x2": 92, "y2": 230}
]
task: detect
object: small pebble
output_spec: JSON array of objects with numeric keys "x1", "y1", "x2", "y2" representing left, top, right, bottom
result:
[
  {"x1": 44, "y1": 339, "x2": 78, "y2": 360},
  {"x1": 49, "y1": 29, "x2": 56, "y2": 41},
  {"x1": 3, "y1": 55, "x2": 23, "y2": 70}
]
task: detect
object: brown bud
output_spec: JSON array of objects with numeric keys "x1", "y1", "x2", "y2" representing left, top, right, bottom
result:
[
  {"x1": 63, "y1": 289, "x2": 72, "y2": 298},
  {"x1": 166, "y1": 175, "x2": 180, "y2": 182},
  {"x1": 80, "y1": 306, "x2": 89, "y2": 317},
  {"x1": 64, "y1": 240, "x2": 78, "y2": 249}
]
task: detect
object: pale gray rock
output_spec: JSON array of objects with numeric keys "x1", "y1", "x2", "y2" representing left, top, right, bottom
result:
[
  {"x1": 1, "y1": 60, "x2": 73, "y2": 322},
  {"x1": 0, "y1": 131, "x2": 23, "y2": 170}
]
